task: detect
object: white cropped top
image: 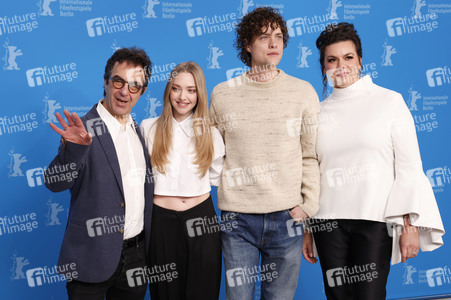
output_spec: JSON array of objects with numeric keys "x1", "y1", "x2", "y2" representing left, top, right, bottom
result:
[{"x1": 140, "y1": 114, "x2": 225, "y2": 197}]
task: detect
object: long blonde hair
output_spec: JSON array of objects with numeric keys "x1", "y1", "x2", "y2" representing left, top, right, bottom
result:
[{"x1": 150, "y1": 61, "x2": 214, "y2": 177}]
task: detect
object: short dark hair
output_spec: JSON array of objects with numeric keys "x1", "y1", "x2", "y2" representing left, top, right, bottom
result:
[
  {"x1": 316, "y1": 22, "x2": 362, "y2": 96},
  {"x1": 234, "y1": 7, "x2": 289, "y2": 67},
  {"x1": 103, "y1": 47, "x2": 152, "y2": 96}
]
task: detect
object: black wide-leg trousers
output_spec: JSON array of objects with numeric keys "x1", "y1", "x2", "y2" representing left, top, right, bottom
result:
[
  {"x1": 149, "y1": 197, "x2": 221, "y2": 300},
  {"x1": 312, "y1": 219, "x2": 392, "y2": 300}
]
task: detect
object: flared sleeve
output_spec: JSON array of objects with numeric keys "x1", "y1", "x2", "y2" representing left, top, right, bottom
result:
[{"x1": 384, "y1": 94, "x2": 444, "y2": 265}]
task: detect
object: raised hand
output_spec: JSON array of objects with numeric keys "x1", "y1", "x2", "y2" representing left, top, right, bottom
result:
[{"x1": 49, "y1": 110, "x2": 92, "y2": 145}]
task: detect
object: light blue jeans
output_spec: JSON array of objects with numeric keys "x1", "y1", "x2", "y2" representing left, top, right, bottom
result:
[{"x1": 221, "y1": 210, "x2": 303, "y2": 300}]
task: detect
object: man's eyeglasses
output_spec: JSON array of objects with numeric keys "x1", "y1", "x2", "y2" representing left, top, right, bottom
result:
[{"x1": 109, "y1": 75, "x2": 144, "y2": 94}]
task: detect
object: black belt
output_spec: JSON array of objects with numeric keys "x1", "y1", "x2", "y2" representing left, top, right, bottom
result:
[{"x1": 122, "y1": 230, "x2": 144, "y2": 248}]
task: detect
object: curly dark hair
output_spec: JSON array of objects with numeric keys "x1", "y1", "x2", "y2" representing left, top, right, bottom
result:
[
  {"x1": 103, "y1": 46, "x2": 152, "y2": 96},
  {"x1": 234, "y1": 7, "x2": 289, "y2": 67},
  {"x1": 316, "y1": 22, "x2": 362, "y2": 96}
]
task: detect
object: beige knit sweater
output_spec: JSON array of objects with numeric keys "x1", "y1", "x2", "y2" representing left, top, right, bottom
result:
[{"x1": 210, "y1": 69, "x2": 320, "y2": 216}]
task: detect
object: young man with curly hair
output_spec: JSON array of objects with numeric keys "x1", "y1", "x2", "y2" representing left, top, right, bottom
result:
[{"x1": 210, "y1": 7, "x2": 320, "y2": 299}]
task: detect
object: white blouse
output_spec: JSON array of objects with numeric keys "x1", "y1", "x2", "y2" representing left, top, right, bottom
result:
[
  {"x1": 315, "y1": 76, "x2": 444, "y2": 264},
  {"x1": 140, "y1": 114, "x2": 225, "y2": 197}
]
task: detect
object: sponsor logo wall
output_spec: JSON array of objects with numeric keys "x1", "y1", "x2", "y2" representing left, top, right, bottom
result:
[{"x1": 0, "y1": 0, "x2": 449, "y2": 299}]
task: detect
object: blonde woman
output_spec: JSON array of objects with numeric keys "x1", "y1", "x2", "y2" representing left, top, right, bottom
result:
[{"x1": 140, "y1": 61, "x2": 224, "y2": 300}]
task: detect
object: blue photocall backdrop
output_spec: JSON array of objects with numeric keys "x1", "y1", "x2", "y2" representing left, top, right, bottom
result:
[{"x1": 1, "y1": 0, "x2": 450, "y2": 299}]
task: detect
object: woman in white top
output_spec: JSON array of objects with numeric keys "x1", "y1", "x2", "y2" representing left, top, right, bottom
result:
[
  {"x1": 302, "y1": 23, "x2": 444, "y2": 299},
  {"x1": 140, "y1": 61, "x2": 225, "y2": 300}
]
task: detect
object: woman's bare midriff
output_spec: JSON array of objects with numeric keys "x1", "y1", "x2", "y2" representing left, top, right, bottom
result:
[{"x1": 153, "y1": 192, "x2": 210, "y2": 211}]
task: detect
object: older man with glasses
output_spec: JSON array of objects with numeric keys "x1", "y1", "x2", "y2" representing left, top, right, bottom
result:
[{"x1": 44, "y1": 47, "x2": 154, "y2": 300}]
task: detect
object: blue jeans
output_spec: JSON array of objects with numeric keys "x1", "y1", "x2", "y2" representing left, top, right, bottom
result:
[{"x1": 221, "y1": 210, "x2": 303, "y2": 300}]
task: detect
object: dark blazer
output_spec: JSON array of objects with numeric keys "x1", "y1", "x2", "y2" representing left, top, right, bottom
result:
[{"x1": 45, "y1": 104, "x2": 154, "y2": 283}]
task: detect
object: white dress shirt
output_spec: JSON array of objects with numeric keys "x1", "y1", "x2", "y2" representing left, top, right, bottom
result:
[
  {"x1": 315, "y1": 76, "x2": 444, "y2": 264},
  {"x1": 97, "y1": 101, "x2": 146, "y2": 240},
  {"x1": 140, "y1": 114, "x2": 225, "y2": 197}
]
